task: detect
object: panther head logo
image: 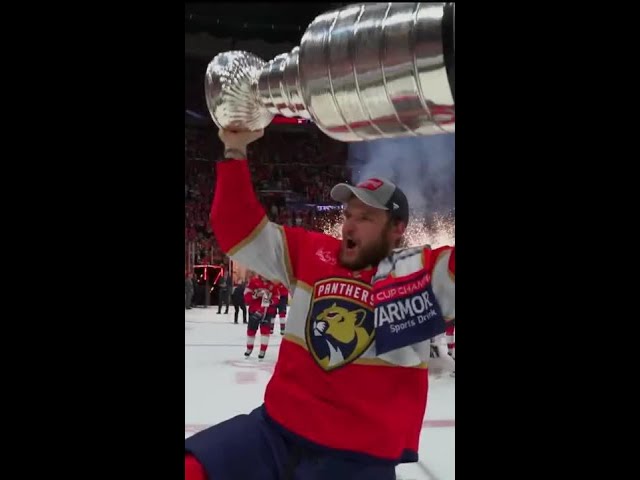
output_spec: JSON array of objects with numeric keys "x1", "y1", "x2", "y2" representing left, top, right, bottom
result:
[{"x1": 311, "y1": 302, "x2": 374, "y2": 370}]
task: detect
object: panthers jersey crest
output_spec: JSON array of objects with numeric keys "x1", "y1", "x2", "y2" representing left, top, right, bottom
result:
[{"x1": 305, "y1": 277, "x2": 375, "y2": 372}]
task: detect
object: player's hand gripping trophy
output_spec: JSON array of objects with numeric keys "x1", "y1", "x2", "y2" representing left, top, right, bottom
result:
[{"x1": 204, "y1": 2, "x2": 454, "y2": 142}]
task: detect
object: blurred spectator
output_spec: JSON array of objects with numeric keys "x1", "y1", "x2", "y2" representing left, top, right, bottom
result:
[
  {"x1": 185, "y1": 271, "x2": 194, "y2": 310},
  {"x1": 217, "y1": 271, "x2": 230, "y2": 315},
  {"x1": 231, "y1": 280, "x2": 248, "y2": 324}
]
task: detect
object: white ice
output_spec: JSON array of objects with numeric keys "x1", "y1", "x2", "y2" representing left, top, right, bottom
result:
[{"x1": 186, "y1": 308, "x2": 454, "y2": 480}]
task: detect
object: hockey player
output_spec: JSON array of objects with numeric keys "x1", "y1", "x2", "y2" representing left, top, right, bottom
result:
[
  {"x1": 185, "y1": 129, "x2": 455, "y2": 480},
  {"x1": 428, "y1": 329, "x2": 455, "y2": 377},
  {"x1": 264, "y1": 280, "x2": 279, "y2": 335},
  {"x1": 445, "y1": 322, "x2": 455, "y2": 377},
  {"x1": 275, "y1": 282, "x2": 288, "y2": 335},
  {"x1": 445, "y1": 322, "x2": 455, "y2": 359},
  {"x1": 244, "y1": 273, "x2": 280, "y2": 360}
]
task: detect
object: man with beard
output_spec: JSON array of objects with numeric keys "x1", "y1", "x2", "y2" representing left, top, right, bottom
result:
[{"x1": 185, "y1": 129, "x2": 455, "y2": 480}]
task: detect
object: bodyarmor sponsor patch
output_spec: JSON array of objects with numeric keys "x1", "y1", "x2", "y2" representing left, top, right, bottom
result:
[{"x1": 373, "y1": 268, "x2": 446, "y2": 355}]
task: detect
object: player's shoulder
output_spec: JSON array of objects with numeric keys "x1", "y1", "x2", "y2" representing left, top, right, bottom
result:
[
  {"x1": 421, "y1": 244, "x2": 455, "y2": 273},
  {"x1": 287, "y1": 226, "x2": 341, "y2": 251},
  {"x1": 426, "y1": 244, "x2": 454, "y2": 253},
  {"x1": 421, "y1": 244, "x2": 454, "y2": 260},
  {"x1": 308, "y1": 228, "x2": 340, "y2": 245},
  {"x1": 281, "y1": 225, "x2": 340, "y2": 247},
  {"x1": 374, "y1": 244, "x2": 454, "y2": 282},
  {"x1": 390, "y1": 244, "x2": 454, "y2": 257},
  {"x1": 393, "y1": 245, "x2": 425, "y2": 258}
]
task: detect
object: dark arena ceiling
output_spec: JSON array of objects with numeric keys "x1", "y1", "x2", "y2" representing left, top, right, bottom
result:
[
  {"x1": 185, "y1": 3, "x2": 350, "y2": 44},
  {"x1": 185, "y1": 3, "x2": 350, "y2": 124}
]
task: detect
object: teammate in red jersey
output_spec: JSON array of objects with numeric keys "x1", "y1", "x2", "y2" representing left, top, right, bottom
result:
[
  {"x1": 185, "y1": 129, "x2": 455, "y2": 480},
  {"x1": 271, "y1": 281, "x2": 289, "y2": 335},
  {"x1": 264, "y1": 280, "x2": 280, "y2": 335},
  {"x1": 445, "y1": 322, "x2": 455, "y2": 359},
  {"x1": 243, "y1": 273, "x2": 280, "y2": 359},
  {"x1": 446, "y1": 322, "x2": 455, "y2": 377}
]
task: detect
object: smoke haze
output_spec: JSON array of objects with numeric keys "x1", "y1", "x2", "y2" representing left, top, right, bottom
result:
[{"x1": 347, "y1": 133, "x2": 455, "y2": 222}]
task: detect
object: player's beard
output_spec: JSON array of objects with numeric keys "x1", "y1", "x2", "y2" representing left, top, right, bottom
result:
[{"x1": 339, "y1": 231, "x2": 393, "y2": 271}]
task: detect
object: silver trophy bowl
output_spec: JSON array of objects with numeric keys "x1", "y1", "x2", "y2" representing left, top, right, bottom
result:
[{"x1": 204, "y1": 51, "x2": 274, "y2": 131}]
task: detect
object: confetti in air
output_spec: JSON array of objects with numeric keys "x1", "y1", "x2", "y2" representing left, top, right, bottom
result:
[{"x1": 319, "y1": 211, "x2": 455, "y2": 248}]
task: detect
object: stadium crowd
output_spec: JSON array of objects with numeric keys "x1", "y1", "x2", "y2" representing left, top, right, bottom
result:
[{"x1": 185, "y1": 124, "x2": 350, "y2": 267}]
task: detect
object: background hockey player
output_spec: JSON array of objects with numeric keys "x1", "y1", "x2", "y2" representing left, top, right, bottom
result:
[
  {"x1": 244, "y1": 273, "x2": 280, "y2": 359},
  {"x1": 446, "y1": 322, "x2": 455, "y2": 359},
  {"x1": 265, "y1": 280, "x2": 279, "y2": 335},
  {"x1": 275, "y1": 281, "x2": 288, "y2": 335},
  {"x1": 429, "y1": 329, "x2": 455, "y2": 377},
  {"x1": 185, "y1": 129, "x2": 455, "y2": 480},
  {"x1": 446, "y1": 322, "x2": 455, "y2": 377}
]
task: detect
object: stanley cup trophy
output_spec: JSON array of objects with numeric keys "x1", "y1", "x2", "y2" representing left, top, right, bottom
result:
[{"x1": 204, "y1": 2, "x2": 454, "y2": 142}]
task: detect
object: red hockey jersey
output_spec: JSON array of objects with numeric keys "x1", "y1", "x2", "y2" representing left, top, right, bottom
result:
[
  {"x1": 266, "y1": 280, "x2": 281, "y2": 316},
  {"x1": 244, "y1": 276, "x2": 280, "y2": 315},
  {"x1": 210, "y1": 159, "x2": 455, "y2": 463},
  {"x1": 277, "y1": 283, "x2": 289, "y2": 300}
]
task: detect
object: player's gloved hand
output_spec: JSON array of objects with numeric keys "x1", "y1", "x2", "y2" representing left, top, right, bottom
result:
[
  {"x1": 249, "y1": 311, "x2": 263, "y2": 324},
  {"x1": 219, "y1": 129, "x2": 264, "y2": 158}
]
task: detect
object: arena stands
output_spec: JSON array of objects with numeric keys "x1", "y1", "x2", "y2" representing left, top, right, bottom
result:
[{"x1": 185, "y1": 124, "x2": 350, "y2": 271}]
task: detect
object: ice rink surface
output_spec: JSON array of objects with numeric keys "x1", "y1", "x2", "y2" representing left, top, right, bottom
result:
[{"x1": 186, "y1": 307, "x2": 454, "y2": 480}]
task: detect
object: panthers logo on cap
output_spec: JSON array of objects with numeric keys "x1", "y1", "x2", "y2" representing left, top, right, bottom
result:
[{"x1": 305, "y1": 278, "x2": 375, "y2": 371}]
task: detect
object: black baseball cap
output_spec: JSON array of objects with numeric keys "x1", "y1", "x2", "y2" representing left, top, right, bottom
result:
[{"x1": 330, "y1": 177, "x2": 410, "y2": 225}]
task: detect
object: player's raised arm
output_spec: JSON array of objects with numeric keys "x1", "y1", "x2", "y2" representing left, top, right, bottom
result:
[{"x1": 210, "y1": 129, "x2": 307, "y2": 289}]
